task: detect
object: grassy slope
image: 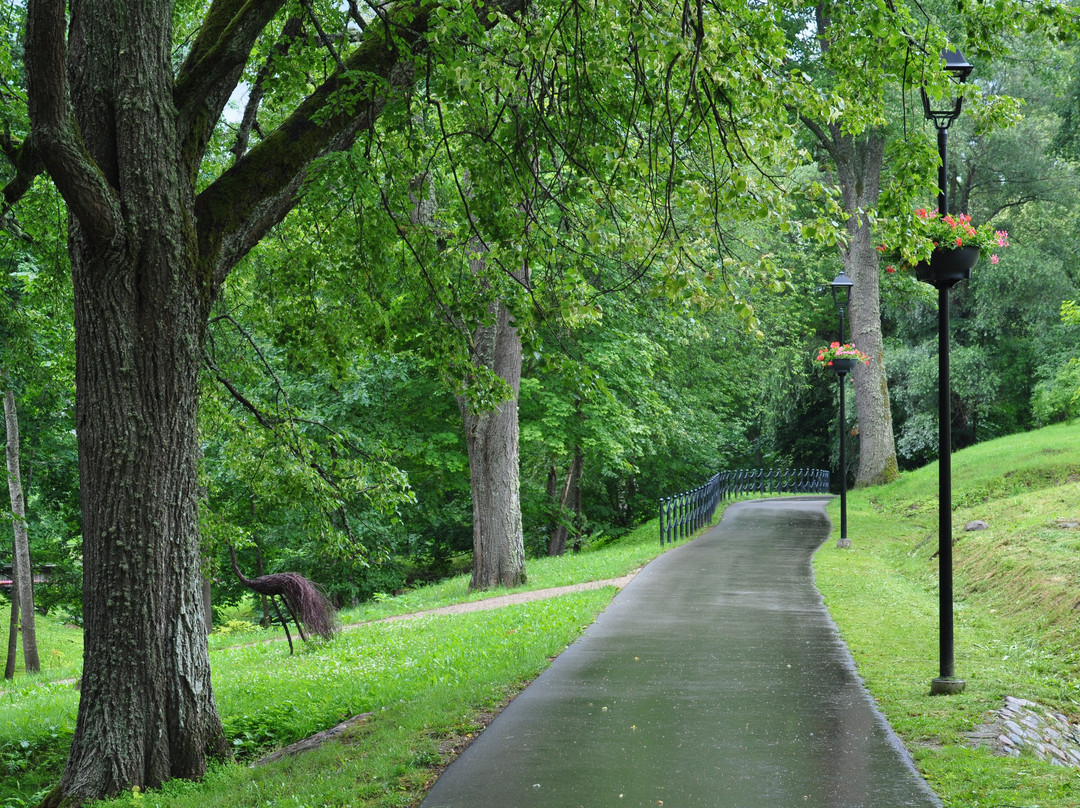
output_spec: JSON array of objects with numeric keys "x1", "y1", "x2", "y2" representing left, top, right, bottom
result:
[{"x1": 815, "y1": 420, "x2": 1080, "y2": 807}]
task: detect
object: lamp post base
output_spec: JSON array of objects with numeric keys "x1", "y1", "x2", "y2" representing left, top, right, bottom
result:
[
  {"x1": 836, "y1": 537, "x2": 851, "y2": 549},
  {"x1": 930, "y1": 677, "x2": 966, "y2": 696}
]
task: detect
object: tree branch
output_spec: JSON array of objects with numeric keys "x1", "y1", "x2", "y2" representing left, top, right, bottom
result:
[
  {"x1": 300, "y1": 0, "x2": 348, "y2": 72},
  {"x1": 231, "y1": 16, "x2": 305, "y2": 161},
  {"x1": 24, "y1": 0, "x2": 120, "y2": 247},
  {"x1": 196, "y1": 0, "x2": 527, "y2": 297},
  {"x1": 174, "y1": 0, "x2": 289, "y2": 178}
]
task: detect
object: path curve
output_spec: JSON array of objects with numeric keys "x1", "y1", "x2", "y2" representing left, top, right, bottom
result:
[{"x1": 420, "y1": 497, "x2": 942, "y2": 808}]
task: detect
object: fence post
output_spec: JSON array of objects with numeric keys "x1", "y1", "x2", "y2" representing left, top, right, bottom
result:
[{"x1": 659, "y1": 497, "x2": 666, "y2": 546}]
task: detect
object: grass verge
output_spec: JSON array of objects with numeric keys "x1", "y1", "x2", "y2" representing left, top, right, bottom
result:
[{"x1": 815, "y1": 420, "x2": 1080, "y2": 808}]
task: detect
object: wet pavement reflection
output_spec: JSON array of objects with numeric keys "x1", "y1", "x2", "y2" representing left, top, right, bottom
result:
[{"x1": 421, "y1": 497, "x2": 942, "y2": 808}]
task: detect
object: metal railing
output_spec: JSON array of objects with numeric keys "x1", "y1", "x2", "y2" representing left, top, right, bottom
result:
[{"x1": 659, "y1": 468, "x2": 830, "y2": 545}]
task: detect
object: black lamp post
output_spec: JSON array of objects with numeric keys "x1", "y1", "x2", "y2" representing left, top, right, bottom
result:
[
  {"x1": 830, "y1": 271, "x2": 854, "y2": 549},
  {"x1": 921, "y1": 48, "x2": 973, "y2": 696}
]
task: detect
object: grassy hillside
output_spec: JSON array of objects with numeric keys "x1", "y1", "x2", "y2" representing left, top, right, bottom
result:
[{"x1": 815, "y1": 420, "x2": 1080, "y2": 807}]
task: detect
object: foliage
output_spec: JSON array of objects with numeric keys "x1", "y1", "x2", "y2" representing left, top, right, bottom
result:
[{"x1": 1032, "y1": 359, "x2": 1080, "y2": 426}]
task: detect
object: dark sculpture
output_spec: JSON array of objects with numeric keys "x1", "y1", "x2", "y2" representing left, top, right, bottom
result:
[{"x1": 229, "y1": 546, "x2": 336, "y2": 653}]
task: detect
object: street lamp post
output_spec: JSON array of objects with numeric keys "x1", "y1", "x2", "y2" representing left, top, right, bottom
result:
[
  {"x1": 830, "y1": 271, "x2": 854, "y2": 549},
  {"x1": 921, "y1": 49, "x2": 973, "y2": 697}
]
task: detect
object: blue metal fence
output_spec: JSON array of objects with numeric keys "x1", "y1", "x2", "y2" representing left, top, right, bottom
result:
[{"x1": 659, "y1": 468, "x2": 830, "y2": 546}]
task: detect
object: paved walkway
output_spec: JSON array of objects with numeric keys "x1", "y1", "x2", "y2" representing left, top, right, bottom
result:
[{"x1": 421, "y1": 497, "x2": 941, "y2": 808}]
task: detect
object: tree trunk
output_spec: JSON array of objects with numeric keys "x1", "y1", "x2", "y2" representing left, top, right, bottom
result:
[
  {"x1": 4, "y1": 390, "x2": 39, "y2": 674},
  {"x1": 458, "y1": 295, "x2": 527, "y2": 591},
  {"x1": 201, "y1": 575, "x2": 213, "y2": 636},
  {"x1": 27, "y1": 2, "x2": 226, "y2": 802},
  {"x1": 4, "y1": 551, "x2": 18, "y2": 680},
  {"x1": 50, "y1": 225, "x2": 226, "y2": 805},
  {"x1": 547, "y1": 448, "x2": 583, "y2": 557},
  {"x1": 831, "y1": 129, "x2": 900, "y2": 487},
  {"x1": 48, "y1": 223, "x2": 226, "y2": 802}
]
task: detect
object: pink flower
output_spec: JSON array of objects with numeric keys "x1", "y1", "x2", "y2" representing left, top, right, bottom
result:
[
  {"x1": 995, "y1": 230, "x2": 1010, "y2": 248},
  {"x1": 990, "y1": 254, "x2": 1000, "y2": 265}
]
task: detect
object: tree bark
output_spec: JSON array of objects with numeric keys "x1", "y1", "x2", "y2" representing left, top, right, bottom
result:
[
  {"x1": 458, "y1": 293, "x2": 527, "y2": 590},
  {"x1": 4, "y1": 549, "x2": 18, "y2": 680},
  {"x1": 53, "y1": 179, "x2": 227, "y2": 805},
  {"x1": 4, "y1": 390, "x2": 39, "y2": 674},
  {"x1": 818, "y1": 125, "x2": 900, "y2": 487},
  {"x1": 547, "y1": 448, "x2": 583, "y2": 557}
]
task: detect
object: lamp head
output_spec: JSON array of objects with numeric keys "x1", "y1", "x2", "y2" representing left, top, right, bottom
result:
[
  {"x1": 830, "y1": 271, "x2": 854, "y2": 310},
  {"x1": 942, "y1": 49, "x2": 974, "y2": 82},
  {"x1": 922, "y1": 48, "x2": 973, "y2": 130}
]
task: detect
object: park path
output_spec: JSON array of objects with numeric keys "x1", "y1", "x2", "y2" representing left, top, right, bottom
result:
[{"x1": 420, "y1": 497, "x2": 942, "y2": 808}]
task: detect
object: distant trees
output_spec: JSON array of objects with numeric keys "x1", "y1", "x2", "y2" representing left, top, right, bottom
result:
[{"x1": 3, "y1": 387, "x2": 39, "y2": 677}]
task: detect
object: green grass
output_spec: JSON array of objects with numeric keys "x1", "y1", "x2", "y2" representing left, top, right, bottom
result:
[
  {"x1": 0, "y1": 512, "x2": 691, "y2": 808},
  {"x1": 5, "y1": 438, "x2": 1079, "y2": 808},
  {"x1": 0, "y1": 605, "x2": 84, "y2": 684},
  {"x1": 815, "y1": 420, "x2": 1080, "y2": 808}
]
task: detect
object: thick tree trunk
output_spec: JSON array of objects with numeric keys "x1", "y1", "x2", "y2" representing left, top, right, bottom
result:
[
  {"x1": 831, "y1": 129, "x2": 900, "y2": 487},
  {"x1": 4, "y1": 390, "x2": 39, "y2": 674},
  {"x1": 53, "y1": 230, "x2": 225, "y2": 802},
  {"x1": 458, "y1": 296, "x2": 526, "y2": 591},
  {"x1": 28, "y1": 2, "x2": 226, "y2": 803},
  {"x1": 53, "y1": 229, "x2": 226, "y2": 804}
]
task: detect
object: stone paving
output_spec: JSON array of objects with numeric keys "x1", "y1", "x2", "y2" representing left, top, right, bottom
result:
[{"x1": 995, "y1": 696, "x2": 1080, "y2": 767}]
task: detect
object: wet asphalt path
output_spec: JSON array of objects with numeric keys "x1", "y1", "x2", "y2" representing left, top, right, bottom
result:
[{"x1": 420, "y1": 497, "x2": 942, "y2": 808}]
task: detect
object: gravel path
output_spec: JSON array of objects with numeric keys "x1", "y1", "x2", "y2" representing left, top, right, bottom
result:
[{"x1": 360, "y1": 574, "x2": 638, "y2": 626}]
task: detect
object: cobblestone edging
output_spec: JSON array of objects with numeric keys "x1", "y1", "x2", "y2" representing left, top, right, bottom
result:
[{"x1": 996, "y1": 696, "x2": 1080, "y2": 767}]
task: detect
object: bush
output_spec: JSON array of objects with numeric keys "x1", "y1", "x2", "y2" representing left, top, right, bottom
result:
[{"x1": 1032, "y1": 358, "x2": 1080, "y2": 426}]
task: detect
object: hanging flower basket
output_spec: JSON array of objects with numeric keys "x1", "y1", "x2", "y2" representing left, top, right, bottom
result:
[
  {"x1": 828, "y1": 357, "x2": 858, "y2": 375},
  {"x1": 914, "y1": 245, "x2": 981, "y2": 288},
  {"x1": 879, "y1": 209, "x2": 1010, "y2": 281},
  {"x1": 815, "y1": 342, "x2": 870, "y2": 373}
]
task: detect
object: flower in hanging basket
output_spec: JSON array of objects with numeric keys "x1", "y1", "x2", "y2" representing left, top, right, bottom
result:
[
  {"x1": 879, "y1": 208, "x2": 1010, "y2": 273},
  {"x1": 815, "y1": 342, "x2": 871, "y2": 367}
]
